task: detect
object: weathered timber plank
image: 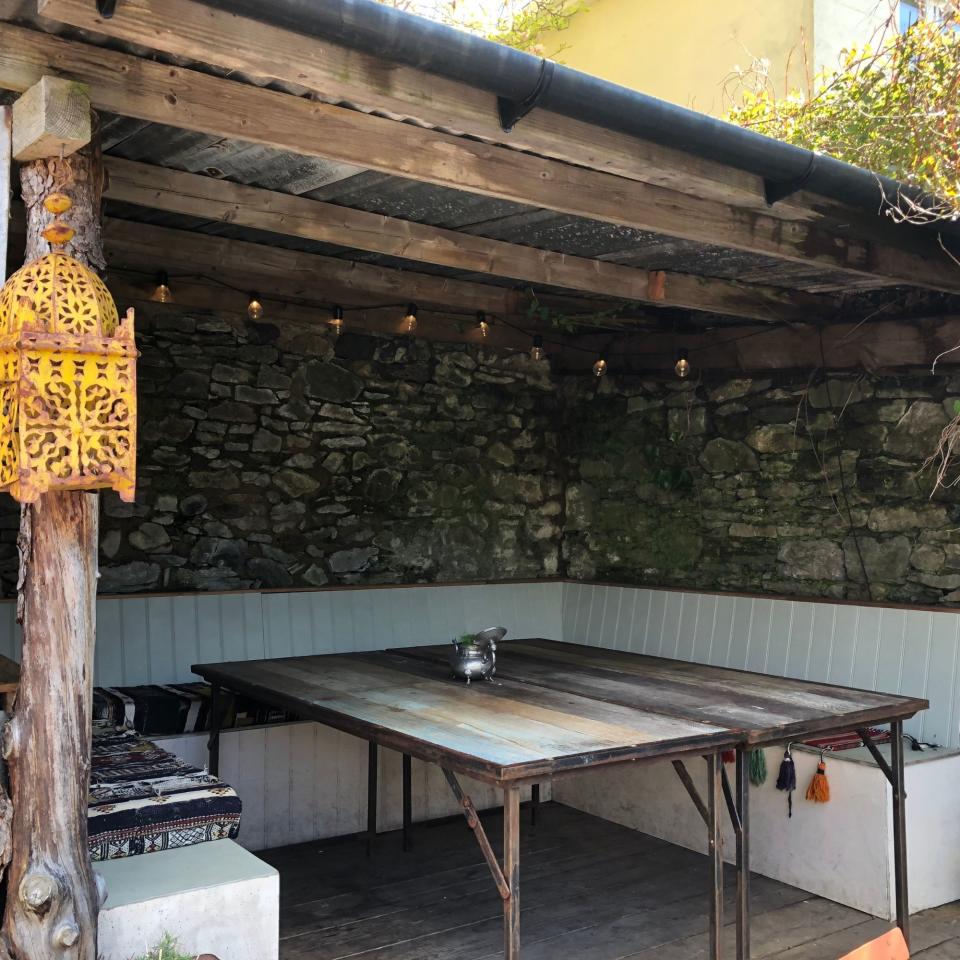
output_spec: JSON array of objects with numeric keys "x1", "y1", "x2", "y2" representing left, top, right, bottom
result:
[
  {"x1": 398, "y1": 640, "x2": 926, "y2": 744},
  {"x1": 0, "y1": 105, "x2": 9, "y2": 281},
  {"x1": 101, "y1": 218, "x2": 525, "y2": 316},
  {"x1": 102, "y1": 157, "x2": 837, "y2": 323},
  {"x1": 511, "y1": 639, "x2": 926, "y2": 712},
  {"x1": 41, "y1": 0, "x2": 959, "y2": 267},
  {"x1": 193, "y1": 654, "x2": 733, "y2": 781},
  {"x1": 34, "y1": 0, "x2": 800, "y2": 213},
  {"x1": 1, "y1": 22, "x2": 957, "y2": 292}
]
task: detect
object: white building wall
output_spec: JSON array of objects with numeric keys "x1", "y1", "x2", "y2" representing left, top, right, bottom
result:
[{"x1": 813, "y1": 0, "x2": 898, "y2": 74}]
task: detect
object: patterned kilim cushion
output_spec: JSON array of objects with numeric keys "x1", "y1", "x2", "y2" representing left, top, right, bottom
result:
[{"x1": 88, "y1": 727, "x2": 242, "y2": 861}]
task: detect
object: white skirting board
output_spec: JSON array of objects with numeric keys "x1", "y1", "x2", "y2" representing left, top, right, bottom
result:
[
  {"x1": 552, "y1": 746, "x2": 960, "y2": 919},
  {"x1": 96, "y1": 840, "x2": 278, "y2": 960},
  {"x1": 156, "y1": 723, "x2": 548, "y2": 852}
]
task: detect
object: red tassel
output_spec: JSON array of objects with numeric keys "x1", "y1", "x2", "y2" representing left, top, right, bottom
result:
[{"x1": 721, "y1": 749, "x2": 736, "y2": 764}]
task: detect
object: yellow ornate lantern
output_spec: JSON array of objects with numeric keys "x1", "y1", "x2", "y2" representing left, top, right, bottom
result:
[{"x1": 0, "y1": 195, "x2": 137, "y2": 503}]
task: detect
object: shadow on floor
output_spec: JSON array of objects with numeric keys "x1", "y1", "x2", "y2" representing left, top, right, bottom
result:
[{"x1": 258, "y1": 802, "x2": 960, "y2": 959}]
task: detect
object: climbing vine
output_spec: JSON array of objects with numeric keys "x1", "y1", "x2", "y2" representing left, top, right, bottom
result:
[
  {"x1": 725, "y1": 6, "x2": 960, "y2": 222},
  {"x1": 374, "y1": 0, "x2": 587, "y2": 53}
]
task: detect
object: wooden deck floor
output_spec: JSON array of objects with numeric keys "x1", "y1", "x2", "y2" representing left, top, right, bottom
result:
[{"x1": 260, "y1": 803, "x2": 960, "y2": 959}]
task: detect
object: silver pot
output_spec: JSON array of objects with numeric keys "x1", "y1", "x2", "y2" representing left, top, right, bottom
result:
[{"x1": 448, "y1": 627, "x2": 506, "y2": 683}]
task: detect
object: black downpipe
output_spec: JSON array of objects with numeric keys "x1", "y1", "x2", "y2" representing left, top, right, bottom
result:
[{"x1": 199, "y1": 0, "x2": 955, "y2": 231}]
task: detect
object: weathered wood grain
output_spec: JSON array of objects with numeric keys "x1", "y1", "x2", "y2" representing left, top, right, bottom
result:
[
  {"x1": 1, "y1": 22, "x2": 957, "y2": 293},
  {"x1": 102, "y1": 157, "x2": 835, "y2": 323},
  {"x1": 194, "y1": 639, "x2": 925, "y2": 787},
  {"x1": 0, "y1": 106, "x2": 9, "y2": 283},
  {"x1": 400, "y1": 639, "x2": 926, "y2": 745},
  {"x1": 192, "y1": 652, "x2": 734, "y2": 783}
]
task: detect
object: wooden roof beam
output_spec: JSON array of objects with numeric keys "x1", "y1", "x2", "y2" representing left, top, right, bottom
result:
[
  {"x1": 104, "y1": 265, "x2": 960, "y2": 376},
  {"x1": 0, "y1": 21, "x2": 955, "y2": 293},
  {"x1": 103, "y1": 157, "x2": 837, "y2": 324},
  {"x1": 100, "y1": 218, "x2": 528, "y2": 318},
  {"x1": 35, "y1": 0, "x2": 955, "y2": 248}
]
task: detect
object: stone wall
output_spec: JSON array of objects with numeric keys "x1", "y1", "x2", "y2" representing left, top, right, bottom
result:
[
  {"x1": 562, "y1": 372, "x2": 960, "y2": 605},
  {"x1": 0, "y1": 306, "x2": 563, "y2": 594},
  {"x1": 0, "y1": 305, "x2": 958, "y2": 607}
]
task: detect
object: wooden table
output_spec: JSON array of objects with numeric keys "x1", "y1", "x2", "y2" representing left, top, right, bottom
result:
[{"x1": 193, "y1": 639, "x2": 927, "y2": 960}]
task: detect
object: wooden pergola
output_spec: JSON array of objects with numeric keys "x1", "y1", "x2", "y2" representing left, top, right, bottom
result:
[
  {"x1": 0, "y1": 1, "x2": 957, "y2": 959},
  {"x1": 2, "y1": 0, "x2": 960, "y2": 373}
]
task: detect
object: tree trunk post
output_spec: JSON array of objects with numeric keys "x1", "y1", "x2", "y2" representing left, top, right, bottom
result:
[{"x1": 2, "y1": 118, "x2": 104, "y2": 958}]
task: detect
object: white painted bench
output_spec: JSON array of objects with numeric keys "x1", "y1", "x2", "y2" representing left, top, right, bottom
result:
[
  {"x1": 553, "y1": 744, "x2": 960, "y2": 920},
  {"x1": 96, "y1": 840, "x2": 278, "y2": 960}
]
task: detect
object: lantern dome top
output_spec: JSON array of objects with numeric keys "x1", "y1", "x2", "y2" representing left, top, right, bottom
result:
[{"x1": 0, "y1": 251, "x2": 119, "y2": 339}]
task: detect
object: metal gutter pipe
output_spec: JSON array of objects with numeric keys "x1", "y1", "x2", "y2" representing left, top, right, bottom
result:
[{"x1": 198, "y1": 0, "x2": 956, "y2": 233}]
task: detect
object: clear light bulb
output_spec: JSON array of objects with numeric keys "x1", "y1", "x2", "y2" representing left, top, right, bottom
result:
[
  {"x1": 476, "y1": 311, "x2": 490, "y2": 338},
  {"x1": 592, "y1": 357, "x2": 608, "y2": 378},
  {"x1": 329, "y1": 306, "x2": 344, "y2": 338},
  {"x1": 530, "y1": 335, "x2": 545, "y2": 362},
  {"x1": 247, "y1": 293, "x2": 264, "y2": 321},
  {"x1": 403, "y1": 303, "x2": 418, "y2": 334},
  {"x1": 675, "y1": 348, "x2": 691, "y2": 379},
  {"x1": 151, "y1": 271, "x2": 173, "y2": 303}
]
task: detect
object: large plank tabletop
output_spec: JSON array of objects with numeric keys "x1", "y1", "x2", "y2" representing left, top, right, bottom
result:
[
  {"x1": 193, "y1": 649, "x2": 738, "y2": 783},
  {"x1": 193, "y1": 639, "x2": 927, "y2": 783},
  {"x1": 398, "y1": 639, "x2": 929, "y2": 746}
]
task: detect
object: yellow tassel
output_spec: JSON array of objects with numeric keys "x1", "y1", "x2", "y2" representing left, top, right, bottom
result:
[{"x1": 806, "y1": 759, "x2": 830, "y2": 803}]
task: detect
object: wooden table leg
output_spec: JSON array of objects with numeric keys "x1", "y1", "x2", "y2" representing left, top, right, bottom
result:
[
  {"x1": 735, "y1": 748, "x2": 750, "y2": 960},
  {"x1": 402, "y1": 752, "x2": 412, "y2": 852},
  {"x1": 707, "y1": 753, "x2": 723, "y2": 960},
  {"x1": 206, "y1": 683, "x2": 221, "y2": 777},
  {"x1": 891, "y1": 721, "x2": 909, "y2": 947},
  {"x1": 367, "y1": 741, "x2": 378, "y2": 858},
  {"x1": 504, "y1": 784, "x2": 521, "y2": 960}
]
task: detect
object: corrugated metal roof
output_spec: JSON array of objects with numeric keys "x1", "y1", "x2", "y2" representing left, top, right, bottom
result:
[{"x1": 4, "y1": 5, "x2": 953, "y2": 328}]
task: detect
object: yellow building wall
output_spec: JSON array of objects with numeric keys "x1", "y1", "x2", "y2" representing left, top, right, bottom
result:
[{"x1": 540, "y1": 0, "x2": 815, "y2": 116}]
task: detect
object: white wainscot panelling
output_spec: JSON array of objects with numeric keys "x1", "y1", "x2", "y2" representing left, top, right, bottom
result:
[
  {"x1": 157, "y1": 724, "x2": 545, "y2": 852},
  {"x1": 561, "y1": 583, "x2": 959, "y2": 748}
]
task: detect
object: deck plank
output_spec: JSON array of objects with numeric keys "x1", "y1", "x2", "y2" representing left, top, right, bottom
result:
[{"x1": 268, "y1": 804, "x2": 957, "y2": 960}]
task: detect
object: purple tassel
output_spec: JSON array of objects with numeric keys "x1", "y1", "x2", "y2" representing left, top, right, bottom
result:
[{"x1": 775, "y1": 747, "x2": 796, "y2": 817}]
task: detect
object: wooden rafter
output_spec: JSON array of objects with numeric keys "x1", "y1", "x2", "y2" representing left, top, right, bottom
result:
[
  {"x1": 103, "y1": 158, "x2": 837, "y2": 323},
  {"x1": 99, "y1": 262, "x2": 960, "y2": 376},
  {"x1": 0, "y1": 21, "x2": 957, "y2": 295},
  {"x1": 34, "y1": 0, "x2": 782, "y2": 211}
]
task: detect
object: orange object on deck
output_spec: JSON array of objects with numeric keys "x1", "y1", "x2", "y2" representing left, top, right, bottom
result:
[{"x1": 839, "y1": 928, "x2": 909, "y2": 960}]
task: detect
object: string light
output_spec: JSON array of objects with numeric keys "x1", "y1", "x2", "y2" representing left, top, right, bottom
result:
[
  {"x1": 150, "y1": 271, "x2": 173, "y2": 303},
  {"x1": 530, "y1": 335, "x2": 545, "y2": 362},
  {"x1": 592, "y1": 356, "x2": 608, "y2": 378},
  {"x1": 675, "y1": 348, "x2": 691, "y2": 379},
  {"x1": 403, "y1": 303, "x2": 418, "y2": 334},
  {"x1": 247, "y1": 292, "x2": 264, "y2": 321},
  {"x1": 329, "y1": 305, "x2": 344, "y2": 337},
  {"x1": 476, "y1": 311, "x2": 490, "y2": 338}
]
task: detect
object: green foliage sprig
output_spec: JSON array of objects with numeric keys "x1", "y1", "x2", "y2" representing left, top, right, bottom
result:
[
  {"x1": 726, "y1": 11, "x2": 960, "y2": 222},
  {"x1": 132, "y1": 935, "x2": 197, "y2": 960},
  {"x1": 374, "y1": 1, "x2": 588, "y2": 54}
]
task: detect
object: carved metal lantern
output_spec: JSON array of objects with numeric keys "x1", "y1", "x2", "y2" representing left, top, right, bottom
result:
[{"x1": 0, "y1": 197, "x2": 137, "y2": 503}]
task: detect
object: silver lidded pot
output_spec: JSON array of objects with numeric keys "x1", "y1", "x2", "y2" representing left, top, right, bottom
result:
[{"x1": 448, "y1": 627, "x2": 506, "y2": 683}]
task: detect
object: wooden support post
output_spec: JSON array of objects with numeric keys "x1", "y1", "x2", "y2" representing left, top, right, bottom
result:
[
  {"x1": 11, "y1": 77, "x2": 90, "y2": 163},
  {"x1": 503, "y1": 784, "x2": 521, "y2": 960},
  {"x1": 2, "y1": 90, "x2": 103, "y2": 960},
  {"x1": 0, "y1": 106, "x2": 9, "y2": 283}
]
